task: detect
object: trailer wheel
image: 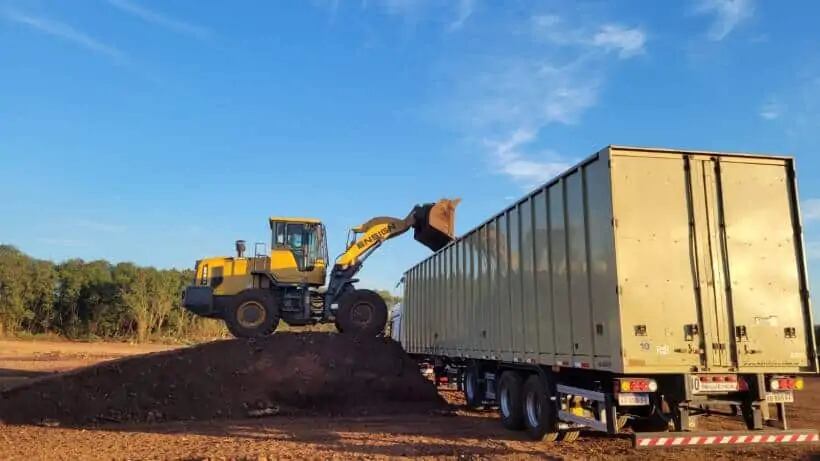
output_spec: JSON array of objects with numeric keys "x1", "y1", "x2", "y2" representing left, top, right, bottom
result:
[
  {"x1": 522, "y1": 374, "x2": 559, "y2": 441},
  {"x1": 498, "y1": 371, "x2": 525, "y2": 430},
  {"x1": 224, "y1": 290, "x2": 280, "y2": 338},
  {"x1": 336, "y1": 289, "x2": 388, "y2": 336},
  {"x1": 463, "y1": 367, "x2": 484, "y2": 409}
]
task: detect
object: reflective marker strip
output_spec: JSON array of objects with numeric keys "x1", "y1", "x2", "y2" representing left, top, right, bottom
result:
[{"x1": 636, "y1": 432, "x2": 818, "y2": 448}]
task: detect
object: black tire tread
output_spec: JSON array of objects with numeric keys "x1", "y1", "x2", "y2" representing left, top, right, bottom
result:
[
  {"x1": 336, "y1": 289, "x2": 388, "y2": 336},
  {"x1": 223, "y1": 290, "x2": 280, "y2": 338}
]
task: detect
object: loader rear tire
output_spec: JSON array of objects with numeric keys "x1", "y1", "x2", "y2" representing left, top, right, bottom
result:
[
  {"x1": 224, "y1": 290, "x2": 280, "y2": 338},
  {"x1": 336, "y1": 289, "x2": 388, "y2": 337}
]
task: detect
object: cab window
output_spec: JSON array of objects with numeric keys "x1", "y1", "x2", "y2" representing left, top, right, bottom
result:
[
  {"x1": 273, "y1": 222, "x2": 286, "y2": 247},
  {"x1": 286, "y1": 223, "x2": 304, "y2": 249}
]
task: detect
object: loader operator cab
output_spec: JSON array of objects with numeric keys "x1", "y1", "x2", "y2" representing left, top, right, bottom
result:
[{"x1": 268, "y1": 217, "x2": 328, "y2": 285}]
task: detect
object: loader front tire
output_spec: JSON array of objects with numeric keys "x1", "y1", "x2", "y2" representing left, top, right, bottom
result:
[
  {"x1": 336, "y1": 289, "x2": 388, "y2": 337},
  {"x1": 224, "y1": 290, "x2": 280, "y2": 338}
]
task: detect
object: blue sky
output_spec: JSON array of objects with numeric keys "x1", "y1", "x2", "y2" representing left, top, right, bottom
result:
[{"x1": 1, "y1": 0, "x2": 819, "y2": 314}]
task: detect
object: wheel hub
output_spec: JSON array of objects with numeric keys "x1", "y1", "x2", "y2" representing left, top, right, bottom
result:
[
  {"x1": 350, "y1": 302, "x2": 373, "y2": 326},
  {"x1": 236, "y1": 301, "x2": 266, "y2": 328}
]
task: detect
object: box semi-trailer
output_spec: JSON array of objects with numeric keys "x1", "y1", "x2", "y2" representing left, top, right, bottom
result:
[{"x1": 398, "y1": 145, "x2": 819, "y2": 447}]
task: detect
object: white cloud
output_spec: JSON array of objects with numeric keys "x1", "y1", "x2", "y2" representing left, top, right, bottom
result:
[
  {"x1": 694, "y1": 0, "x2": 754, "y2": 41},
  {"x1": 459, "y1": 57, "x2": 600, "y2": 132},
  {"x1": 803, "y1": 199, "x2": 820, "y2": 222},
  {"x1": 448, "y1": 0, "x2": 475, "y2": 31},
  {"x1": 759, "y1": 100, "x2": 782, "y2": 120},
  {"x1": 485, "y1": 129, "x2": 572, "y2": 188},
  {"x1": 532, "y1": 15, "x2": 646, "y2": 59},
  {"x1": 592, "y1": 25, "x2": 646, "y2": 58},
  {"x1": 106, "y1": 0, "x2": 210, "y2": 40},
  {"x1": 3, "y1": 9, "x2": 126, "y2": 62},
  {"x1": 442, "y1": 13, "x2": 640, "y2": 189}
]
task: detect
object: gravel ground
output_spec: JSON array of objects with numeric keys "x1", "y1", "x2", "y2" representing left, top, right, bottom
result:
[{"x1": 0, "y1": 338, "x2": 816, "y2": 460}]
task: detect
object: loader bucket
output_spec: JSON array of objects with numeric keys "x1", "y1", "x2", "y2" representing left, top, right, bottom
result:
[{"x1": 412, "y1": 198, "x2": 460, "y2": 251}]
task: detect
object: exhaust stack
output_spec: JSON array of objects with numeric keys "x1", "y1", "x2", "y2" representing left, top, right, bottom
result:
[{"x1": 235, "y1": 240, "x2": 246, "y2": 258}]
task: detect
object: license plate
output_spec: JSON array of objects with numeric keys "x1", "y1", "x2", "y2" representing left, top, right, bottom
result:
[
  {"x1": 692, "y1": 379, "x2": 738, "y2": 393},
  {"x1": 618, "y1": 393, "x2": 650, "y2": 406},
  {"x1": 766, "y1": 391, "x2": 794, "y2": 403}
]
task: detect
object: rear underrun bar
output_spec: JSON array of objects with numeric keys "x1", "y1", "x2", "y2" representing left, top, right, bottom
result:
[{"x1": 633, "y1": 429, "x2": 819, "y2": 448}]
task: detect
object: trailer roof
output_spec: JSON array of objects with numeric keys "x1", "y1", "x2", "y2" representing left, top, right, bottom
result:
[{"x1": 403, "y1": 145, "x2": 794, "y2": 276}]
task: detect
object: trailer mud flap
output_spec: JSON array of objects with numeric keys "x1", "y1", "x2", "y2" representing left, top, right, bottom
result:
[{"x1": 633, "y1": 429, "x2": 819, "y2": 448}]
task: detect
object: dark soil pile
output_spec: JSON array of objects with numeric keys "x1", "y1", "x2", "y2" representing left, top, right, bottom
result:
[{"x1": 0, "y1": 333, "x2": 444, "y2": 426}]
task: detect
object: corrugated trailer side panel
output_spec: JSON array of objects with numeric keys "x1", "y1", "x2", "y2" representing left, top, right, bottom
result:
[
  {"x1": 403, "y1": 152, "x2": 622, "y2": 370},
  {"x1": 521, "y1": 197, "x2": 539, "y2": 359},
  {"x1": 533, "y1": 189, "x2": 555, "y2": 361},
  {"x1": 585, "y1": 156, "x2": 620, "y2": 369},
  {"x1": 550, "y1": 180, "x2": 573, "y2": 362}
]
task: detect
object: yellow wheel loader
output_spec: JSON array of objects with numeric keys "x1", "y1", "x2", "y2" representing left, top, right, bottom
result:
[{"x1": 182, "y1": 199, "x2": 459, "y2": 338}]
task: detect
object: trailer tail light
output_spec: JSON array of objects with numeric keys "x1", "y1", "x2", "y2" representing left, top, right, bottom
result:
[
  {"x1": 770, "y1": 377, "x2": 804, "y2": 391},
  {"x1": 615, "y1": 378, "x2": 658, "y2": 393}
]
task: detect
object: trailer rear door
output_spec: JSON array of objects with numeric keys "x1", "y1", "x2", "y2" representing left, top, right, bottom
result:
[
  {"x1": 613, "y1": 148, "x2": 815, "y2": 373},
  {"x1": 713, "y1": 156, "x2": 813, "y2": 370}
]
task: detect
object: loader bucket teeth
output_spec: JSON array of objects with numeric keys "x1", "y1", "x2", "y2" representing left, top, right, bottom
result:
[{"x1": 413, "y1": 198, "x2": 460, "y2": 251}]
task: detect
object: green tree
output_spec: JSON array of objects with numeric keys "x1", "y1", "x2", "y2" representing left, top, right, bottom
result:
[{"x1": 375, "y1": 289, "x2": 402, "y2": 308}]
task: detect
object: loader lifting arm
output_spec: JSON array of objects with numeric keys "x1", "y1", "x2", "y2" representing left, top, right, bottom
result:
[{"x1": 324, "y1": 199, "x2": 459, "y2": 313}]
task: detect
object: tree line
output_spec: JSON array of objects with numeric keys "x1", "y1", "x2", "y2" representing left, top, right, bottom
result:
[{"x1": 0, "y1": 245, "x2": 224, "y2": 341}]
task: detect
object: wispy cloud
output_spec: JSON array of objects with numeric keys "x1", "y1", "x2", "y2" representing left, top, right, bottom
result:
[
  {"x1": 72, "y1": 219, "x2": 127, "y2": 233},
  {"x1": 592, "y1": 25, "x2": 646, "y2": 58},
  {"x1": 485, "y1": 129, "x2": 573, "y2": 188},
  {"x1": 38, "y1": 237, "x2": 89, "y2": 248},
  {"x1": 803, "y1": 199, "x2": 820, "y2": 222},
  {"x1": 3, "y1": 9, "x2": 126, "y2": 62},
  {"x1": 456, "y1": 56, "x2": 600, "y2": 132},
  {"x1": 694, "y1": 0, "x2": 754, "y2": 41},
  {"x1": 448, "y1": 0, "x2": 475, "y2": 31},
  {"x1": 443, "y1": 13, "x2": 645, "y2": 188},
  {"x1": 532, "y1": 15, "x2": 646, "y2": 58},
  {"x1": 106, "y1": 0, "x2": 210, "y2": 40},
  {"x1": 759, "y1": 99, "x2": 782, "y2": 120}
]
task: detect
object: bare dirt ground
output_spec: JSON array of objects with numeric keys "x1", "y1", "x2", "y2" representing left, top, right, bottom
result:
[{"x1": 0, "y1": 338, "x2": 817, "y2": 460}]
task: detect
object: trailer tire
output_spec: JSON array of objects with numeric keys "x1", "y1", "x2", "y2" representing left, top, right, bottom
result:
[
  {"x1": 522, "y1": 374, "x2": 559, "y2": 441},
  {"x1": 498, "y1": 371, "x2": 525, "y2": 431},
  {"x1": 336, "y1": 289, "x2": 388, "y2": 336},
  {"x1": 224, "y1": 290, "x2": 280, "y2": 338},
  {"x1": 463, "y1": 367, "x2": 484, "y2": 409}
]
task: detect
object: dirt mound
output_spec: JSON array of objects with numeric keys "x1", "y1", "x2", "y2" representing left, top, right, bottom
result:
[{"x1": 0, "y1": 333, "x2": 444, "y2": 426}]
